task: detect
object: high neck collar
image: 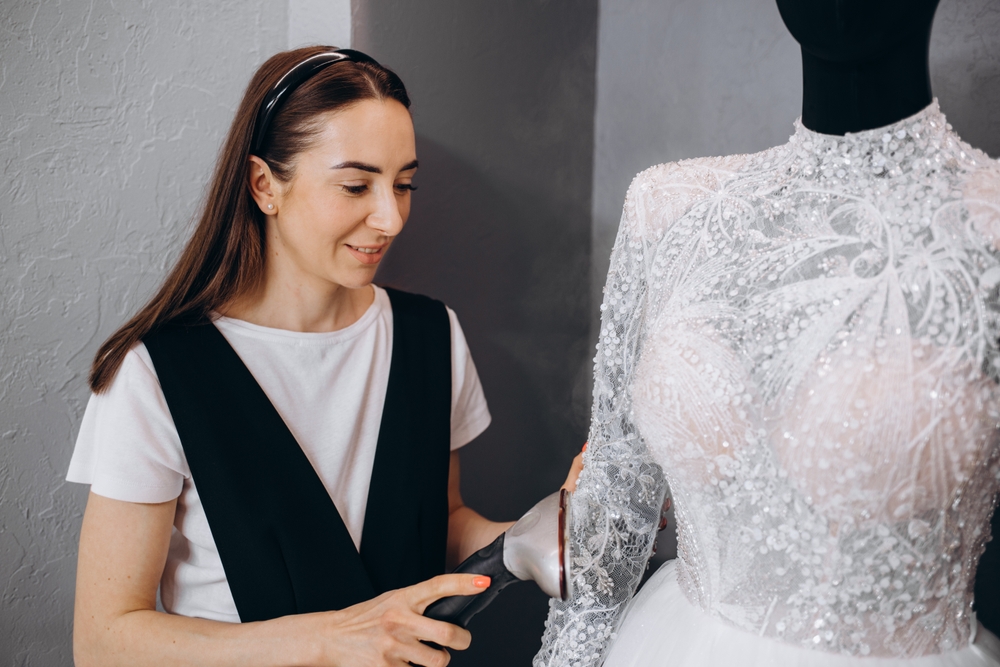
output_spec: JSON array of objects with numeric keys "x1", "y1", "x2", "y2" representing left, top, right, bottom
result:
[{"x1": 788, "y1": 99, "x2": 950, "y2": 180}]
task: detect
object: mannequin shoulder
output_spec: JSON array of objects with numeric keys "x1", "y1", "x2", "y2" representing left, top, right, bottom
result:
[
  {"x1": 622, "y1": 153, "x2": 757, "y2": 235},
  {"x1": 963, "y1": 155, "x2": 1000, "y2": 250},
  {"x1": 630, "y1": 153, "x2": 753, "y2": 195},
  {"x1": 965, "y1": 154, "x2": 1000, "y2": 197},
  {"x1": 948, "y1": 133, "x2": 1000, "y2": 199}
]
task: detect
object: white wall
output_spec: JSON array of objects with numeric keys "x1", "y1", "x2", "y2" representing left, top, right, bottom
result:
[
  {"x1": 0, "y1": 0, "x2": 354, "y2": 657},
  {"x1": 0, "y1": 0, "x2": 354, "y2": 656},
  {"x1": 289, "y1": 0, "x2": 352, "y2": 48},
  {"x1": 0, "y1": 1, "x2": 289, "y2": 663}
]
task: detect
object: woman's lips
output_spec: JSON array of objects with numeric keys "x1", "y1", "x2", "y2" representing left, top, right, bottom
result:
[{"x1": 346, "y1": 244, "x2": 387, "y2": 264}]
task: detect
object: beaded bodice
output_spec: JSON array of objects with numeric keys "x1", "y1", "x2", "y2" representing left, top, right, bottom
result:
[{"x1": 536, "y1": 102, "x2": 1000, "y2": 665}]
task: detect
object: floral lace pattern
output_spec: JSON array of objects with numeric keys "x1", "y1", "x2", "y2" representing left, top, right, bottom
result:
[{"x1": 536, "y1": 102, "x2": 1000, "y2": 665}]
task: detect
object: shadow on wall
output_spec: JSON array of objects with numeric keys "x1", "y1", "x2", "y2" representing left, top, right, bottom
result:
[
  {"x1": 375, "y1": 136, "x2": 593, "y2": 665},
  {"x1": 378, "y1": 135, "x2": 594, "y2": 514},
  {"x1": 356, "y1": 0, "x2": 599, "y2": 661}
]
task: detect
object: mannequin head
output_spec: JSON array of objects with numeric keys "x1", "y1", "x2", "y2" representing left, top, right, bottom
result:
[
  {"x1": 776, "y1": 0, "x2": 941, "y2": 134},
  {"x1": 775, "y1": 0, "x2": 940, "y2": 64}
]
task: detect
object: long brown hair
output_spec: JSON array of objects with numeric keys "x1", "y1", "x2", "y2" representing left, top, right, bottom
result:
[{"x1": 89, "y1": 46, "x2": 411, "y2": 392}]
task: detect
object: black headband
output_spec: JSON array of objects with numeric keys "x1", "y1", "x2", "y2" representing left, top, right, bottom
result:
[{"x1": 250, "y1": 48, "x2": 381, "y2": 155}]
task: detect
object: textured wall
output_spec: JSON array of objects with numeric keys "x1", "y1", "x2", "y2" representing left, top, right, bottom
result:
[
  {"x1": 289, "y1": 0, "x2": 351, "y2": 49},
  {"x1": 353, "y1": 2, "x2": 598, "y2": 665},
  {"x1": 591, "y1": 0, "x2": 1000, "y2": 574},
  {"x1": 0, "y1": 1, "x2": 285, "y2": 663}
]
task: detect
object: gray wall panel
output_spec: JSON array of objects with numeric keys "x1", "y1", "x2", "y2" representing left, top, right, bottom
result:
[
  {"x1": 353, "y1": 2, "x2": 598, "y2": 665},
  {"x1": 591, "y1": 0, "x2": 802, "y2": 328}
]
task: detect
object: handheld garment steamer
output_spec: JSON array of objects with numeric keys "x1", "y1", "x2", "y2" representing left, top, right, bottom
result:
[{"x1": 424, "y1": 489, "x2": 574, "y2": 626}]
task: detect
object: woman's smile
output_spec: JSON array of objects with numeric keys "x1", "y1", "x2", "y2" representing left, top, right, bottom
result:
[{"x1": 345, "y1": 243, "x2": 388, "y2": 264}]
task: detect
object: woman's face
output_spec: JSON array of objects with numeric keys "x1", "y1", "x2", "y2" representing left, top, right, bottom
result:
[{"x1": 258, "y1": 98, "x2": 417, "y2": 292}]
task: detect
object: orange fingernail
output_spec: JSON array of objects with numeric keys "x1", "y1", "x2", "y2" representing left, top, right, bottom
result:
[
  {"x1": 473, "y1": 576, "x2": 491, "y2": 588},
  {"x1": 582, "y1": 443, "x2": 588, "y2": 452}
]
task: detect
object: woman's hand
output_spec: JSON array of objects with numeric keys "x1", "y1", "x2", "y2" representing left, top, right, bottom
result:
[
  {"x1": 561, "y1": 443, "x2": 587, "y2": 493},
  {"x1": 303, "y1": 574, "x2": 489, "y2": 667},
  {"x1": 74, "y1": 492, "x2": 488, "y2": 667}
]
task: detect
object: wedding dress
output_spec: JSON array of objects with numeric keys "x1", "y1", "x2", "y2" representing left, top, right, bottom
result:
[{"x1": 535, "y1": 101, "x2": 1000, "y2": 666}]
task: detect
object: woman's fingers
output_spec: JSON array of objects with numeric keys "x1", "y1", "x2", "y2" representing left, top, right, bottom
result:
[
  {"x1": 406, "y1": 613, "x2": 472, "y2": 651},
  {"x1": 561, "y1": 442, "x2": 587, "y2": 492},
  {"x1": 407, "y1": 573, "x2": 490, "y2": 613},
  {"x1": 401, "y1": 640, "x2": 452, "y2": 667}
]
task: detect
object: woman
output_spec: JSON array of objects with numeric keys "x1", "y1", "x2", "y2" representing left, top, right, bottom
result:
[
  {"x1": 536, "y1": 1, "x2": 1000, "y2": 666},
  {"x1": 70, "y1": 46, "x2": 508, "y2": 667}
]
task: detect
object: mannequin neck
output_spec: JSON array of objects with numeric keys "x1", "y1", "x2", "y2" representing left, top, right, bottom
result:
[{"x1": 800, "y1": 35, "x2": 933, "y2": 135}]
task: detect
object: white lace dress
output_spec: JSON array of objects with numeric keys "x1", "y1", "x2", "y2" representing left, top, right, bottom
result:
[{"x1": 535, "y1": 102, "x2": 1000, "y2": 666}]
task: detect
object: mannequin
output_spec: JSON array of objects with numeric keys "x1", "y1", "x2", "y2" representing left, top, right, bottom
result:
[
  {"x1": 778, "y1": 0, "x2": 1000, "y2": 638},
  {"x1": 776, "y1": 0, "x2": 940, "y2": 135},
  {"x1": 534, "y1": 1, "x2": 1000, "y2": 665}
]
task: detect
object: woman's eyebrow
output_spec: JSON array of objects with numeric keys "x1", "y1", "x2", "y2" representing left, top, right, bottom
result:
[
  {"x1": 330, "y1": 159, "x2": 419, "y2": 173},
  {"x1": 331, "y1": 161, "x2": 381, "y2": 173}
]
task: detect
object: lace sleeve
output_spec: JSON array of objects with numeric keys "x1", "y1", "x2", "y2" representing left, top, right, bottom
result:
[{"x1": 534, "y1": 178, "x2": 668, "y2": 667}]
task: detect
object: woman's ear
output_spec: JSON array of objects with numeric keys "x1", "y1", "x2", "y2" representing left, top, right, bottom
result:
[{"x1": 247, "y1": 155, "x2": 278, "y2": 215}]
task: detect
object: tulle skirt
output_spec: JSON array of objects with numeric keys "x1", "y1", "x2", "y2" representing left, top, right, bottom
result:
[{"x1": 604, "y1": 561, "x2": 1000, "y2": 667}]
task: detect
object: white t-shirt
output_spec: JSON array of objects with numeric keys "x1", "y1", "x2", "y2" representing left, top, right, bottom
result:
[{"x1": 67, "y1": 286, "x2": 491, "y2": 623}]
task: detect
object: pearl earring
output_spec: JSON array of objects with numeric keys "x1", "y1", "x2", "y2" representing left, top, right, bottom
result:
[{"x1": 267, "y1": 204, "x2": 274, "y2": 210}]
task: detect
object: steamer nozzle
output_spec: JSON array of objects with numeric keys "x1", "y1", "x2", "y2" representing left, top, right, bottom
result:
[{"x1": 423, "y1": 489, "x2": 573, "y2": 627}]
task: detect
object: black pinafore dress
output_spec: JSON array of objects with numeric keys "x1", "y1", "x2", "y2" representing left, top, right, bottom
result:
[{"x1": 143, "y1": 288, "x2": 451, "y2": 622}]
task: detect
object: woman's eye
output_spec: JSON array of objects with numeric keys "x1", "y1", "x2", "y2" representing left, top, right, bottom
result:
[
  {"x1": 395, "y1": 183, "x2": 418, "y2": 193},
  {"x1": 342, "y1": 184, "x2": 368, "y2": 195}
]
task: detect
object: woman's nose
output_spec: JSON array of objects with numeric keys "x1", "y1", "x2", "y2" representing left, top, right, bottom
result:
[{"x1": 366, "y1": 186, "x2": 404, "y2": 237}]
